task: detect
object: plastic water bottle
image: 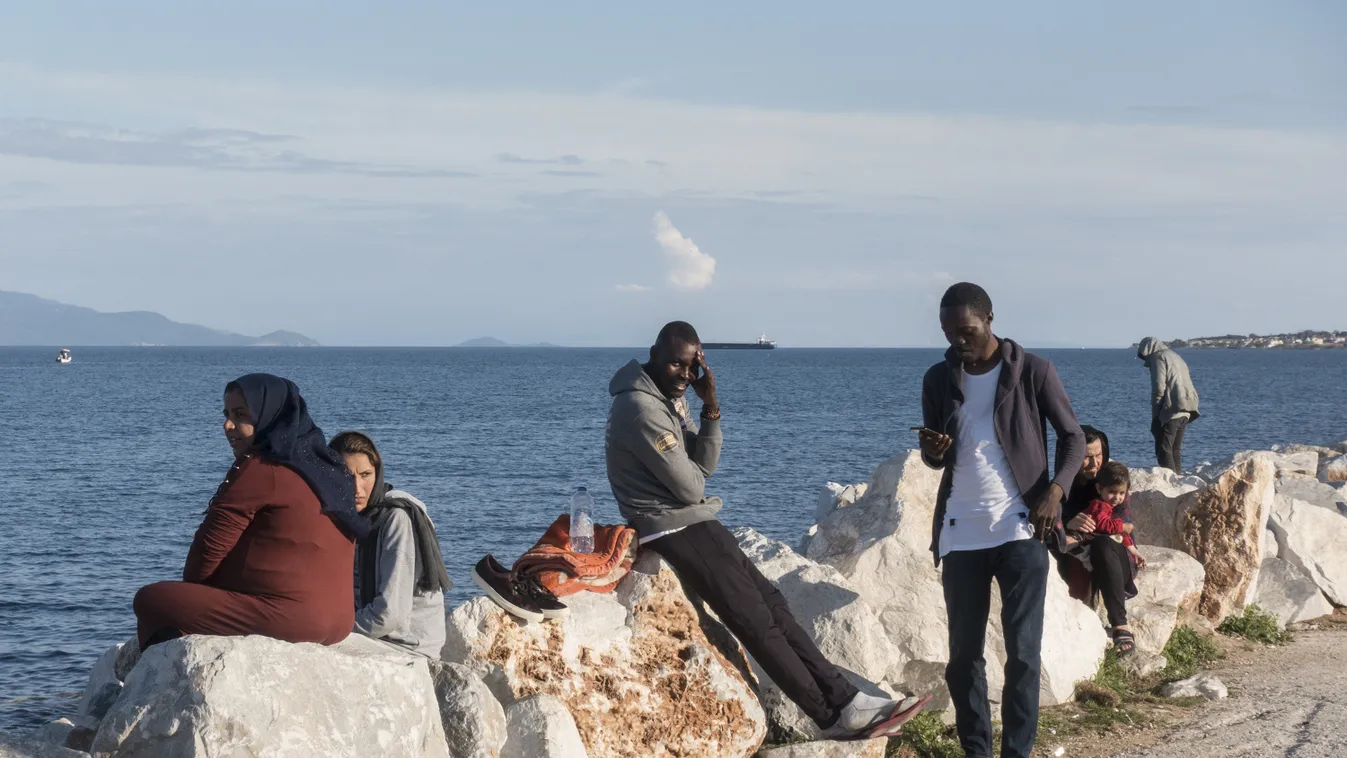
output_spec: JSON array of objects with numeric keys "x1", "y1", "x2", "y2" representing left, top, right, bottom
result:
[{"x1": 570, "y1": 487, "x2": 595, "y2": 554}]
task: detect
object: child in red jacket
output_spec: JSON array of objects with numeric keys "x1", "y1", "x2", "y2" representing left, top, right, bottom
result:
[{"x1": 1064, "y1": 461, "x2": 1146, "y2": 568}]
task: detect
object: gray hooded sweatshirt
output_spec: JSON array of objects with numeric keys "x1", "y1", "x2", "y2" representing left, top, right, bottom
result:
[
  {"x1": 606, "y1": 359, "x2": 723, "y2": 537},
  {"x1": 353, "y1": 490, "x2": 447, "y2": 659},
  {"x1": 1137, "y1": 337, "x2": 1201, "y2": 423}
]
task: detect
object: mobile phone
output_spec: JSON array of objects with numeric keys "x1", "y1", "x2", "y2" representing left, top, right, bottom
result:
[{"x1": 911, "y1": 426, "x2": 935, "y2": 434}]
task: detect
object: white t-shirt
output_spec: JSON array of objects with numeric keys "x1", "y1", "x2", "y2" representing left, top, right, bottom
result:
[{"x1": 940, "y1": 363, "x2": 1034, "y2": 556}]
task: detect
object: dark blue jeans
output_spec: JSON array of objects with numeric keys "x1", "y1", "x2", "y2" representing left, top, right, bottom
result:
[{"x1": 942, "y1": 538, "x2": 1050, "y2": 758}]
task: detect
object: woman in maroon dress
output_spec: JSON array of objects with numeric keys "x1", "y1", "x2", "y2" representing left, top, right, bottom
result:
[{"x1": 133, "y1": 374, "x2": 367, "y2": 650}]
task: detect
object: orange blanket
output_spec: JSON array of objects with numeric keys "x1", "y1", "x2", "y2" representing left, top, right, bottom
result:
[{"x1": 512, "y1": 515, "x2": 636, "y2": 597}]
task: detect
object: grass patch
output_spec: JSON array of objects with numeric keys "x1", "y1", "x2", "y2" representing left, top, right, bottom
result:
[
  {"x1": 1161, "y1": 625, "x2": 1223, "y2": 682},
  {"x1": 887, "y1": 711, "x2": 962, "y2": 758},
  {"x1": 1093, "y1": 647, "x2": 1132, "y2": 694},
  {"x1": 1218, "y1": 604, "x2": 1293, "y2": 646}
]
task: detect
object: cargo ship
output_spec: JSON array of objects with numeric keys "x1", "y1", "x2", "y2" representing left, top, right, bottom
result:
[{"x1": 702, "y1": 334, "x2": 777, "y2": 350}]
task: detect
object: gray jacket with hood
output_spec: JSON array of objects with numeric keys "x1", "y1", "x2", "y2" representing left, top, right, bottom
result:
[
  {"x1": 606, "y1": 359, "x2": 723, "y2": 537},
  {"x1": 1137, "y1": 337, "x2": 1200, "y2": 423},
  {"x1": 353, "y1": 490, "x2": 447, "y2": 659}
]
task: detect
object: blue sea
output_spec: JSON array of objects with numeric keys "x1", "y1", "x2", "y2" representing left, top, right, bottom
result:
[{"x1": 2, "y1": 346, "x2": 1344, "y2": 732}]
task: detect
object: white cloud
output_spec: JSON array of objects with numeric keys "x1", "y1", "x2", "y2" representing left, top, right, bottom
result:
[
  {"x1": 614, "y1": 283, "x2": 651, "y2": 292},
  {"x1": 652, "y1": 211, "x2": 715, "y2": 290}
]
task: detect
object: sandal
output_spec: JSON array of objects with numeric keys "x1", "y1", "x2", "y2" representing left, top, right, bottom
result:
[{"x1": 1112, "y1": 628, "x2": 1135, "y2": 656}]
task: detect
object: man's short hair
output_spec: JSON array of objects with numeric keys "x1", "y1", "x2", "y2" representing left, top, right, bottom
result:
[
  {"x1": 1095, "y1": 461, "x2": 1130, "y2": 491},
  {"x1": 939, "y1": 283, "x2": 993, "y2": 319},
  {"x1": 1084, "y1": 427, "x2": 1106, "y2": 448},
  {"x1": 655, "y1": 321, "x2": 701, "y2": 348}
]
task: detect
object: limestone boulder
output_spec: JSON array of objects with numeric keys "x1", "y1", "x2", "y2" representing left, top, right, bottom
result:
[
  {"x1": 91, "y1": 633, "x2": 449, "y2": 758},
  {"x1": 1129, "y1": 455, "x2": 1276, "y2": 622},
  {"x1": 1122, "y1": 651, "x2": 1167, "y2": 679},
  {"x1": 1268, "y1": 494, "x2": 1347, "y2": 605},
  {"x1": 805, "y1": 450, "x2": 1106, "y2": 708},
  {"x1": 0, "y1": 731, "x2": 89, "y2": 758},
  {"x1": 734, "y1": 527, "x2": 898, "y2": 742},
  {"x1": 1319, "y1": 455, "x2": 1347, "y2": 484},
  {"x1": 1124, "y1": 547, "x2": 1205, "y2": 657},
  {"x1": 443, "y1": 553, "x2": 767, "y2": 758},
  {"x1": 1231, "y1": 449, "x2": 1318, "y2": 478},
  {"x1": 1253, "y1": 558, "x2": 1334, "y2": 629},
  {"x1": 502, "y1": 695, "x2": 589, "y2": 758},
  {"x1": 1275, "y1": 476, "x2": 1347, "y2": 517},
  {"x1": 430, "y1": 661, "x2": 507, "y2": 758},
  {"x1": 1271, "y1": 443, "x2": 1339, "y2": 458},
  {"x1": 1160, "y1": 674, "x2": 1227, "y2": 701},
  {"x1": 75, "y1": 642, "x2": 125, "y2": 725},
  {"x1": 815, "y1": 482, "x2": 868, "y2": 524},
  {"x1": 1126, "y1": 468, "x2": 1205, "y2": 549},
  {"x1": 755, "y1": 738, "x2": 887, "y2": 758}
]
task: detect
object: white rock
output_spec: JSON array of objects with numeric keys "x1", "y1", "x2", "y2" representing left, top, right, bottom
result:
[
  {"x1": 0, "y1": 731, "x2": 89, "y2": 758},
  {"x1": 1275, "y1": 476, "x2": 1347, "y2": 517},
  {"x1": 1271, "y1": 443, "x2": 1339, "y2": 458},
  {"x1": 806, "y1": 450, "x2": 1106, "y2": 708},
  {"x1": 91, "y1": 634, "x2": 450, "y2": 758},
  {"x1": 755, "y1": 737, "x2": 888, "y2": 757},
  {"x1": 430, "y1": 661, "x2": 507, "y2": 758},
  {"x1": 75, "y1": 643, "x2": 125, "y2": 724},
  {"x1": 1122, "y1": 651, "x2": 1168, "y2": 679},
  {"x1": 1160, "y1": 674, "x2": 1228, "y2": 700},
  {"x1": 734, "y1": 527, "x2": 899, "y2": 741},
  {"x1": 1253, "y1": 558, "x2": 1334, "y2": 629},
  {"x1": 1125, "y1": 547, "x2": 1205, "y2": 658},
  {"x1": 501, "y1": 694, "x2": 589, "y2": 758},
  {"x1": 1261, "y1": 526, "x2": 1280, "y2": 560},
  {"x1": 1130, "y1": 455, "x2": 1276, "y2": 622},
  {"x1": 31, "y1": 718, "x2": 75, "y2": 749},
  {"x1": 444, "y1": 553, "x2": 767, "y2": 758},
  {"x1": 815, "y1": 482, "x2": 868, "y2": 524},
  {"x1": 1318, "y1": 455, "x2": 1347, "y2": 484},
  {"x1": 1232, "y1": 449, "x2": 1318, "y2": 478},
  {"x1": 1268, "y1": 494, "x2": 1347, "y2": 605}
]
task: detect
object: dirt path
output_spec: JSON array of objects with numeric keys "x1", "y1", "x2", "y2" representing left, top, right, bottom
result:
[{"x1": 1098, "y1": 627, "x2": 1347, "y2": 758}]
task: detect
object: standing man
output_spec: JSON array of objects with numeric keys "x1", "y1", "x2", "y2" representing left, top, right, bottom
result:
[
  {"x1": 1136, "y1": 337, "x2": 1200, "y2": 472},
  {"x1": 606, "y1": 321, "x2": 930, "y2": 740},
  {"x1": 918, "y1": 283, "x2": 1085, "y2": 758}
]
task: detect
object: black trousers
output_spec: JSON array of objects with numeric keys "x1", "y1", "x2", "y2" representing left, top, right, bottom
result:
[
  {"x1": 1153, "y1": 416, "x2": 1188, "y2": 472},
  {"x1": 646, "y1": 519, "x2": 859, "y2": 727},
  {"x1": 1089, "y1": 537, "x2": 1136, "y2": 629},
  {"x1": 942, "y1": 539, "x2": 1049, "y2": 758}
]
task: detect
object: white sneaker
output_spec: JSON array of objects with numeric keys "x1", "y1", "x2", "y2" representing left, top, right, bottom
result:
[{"x1": 823, "y1": 692, "x2": 930, "y2": 740}]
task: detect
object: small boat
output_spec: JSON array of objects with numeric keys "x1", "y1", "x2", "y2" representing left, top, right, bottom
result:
[{"x1": 56, "y1": 349, "x2": 72, "y2": 364}]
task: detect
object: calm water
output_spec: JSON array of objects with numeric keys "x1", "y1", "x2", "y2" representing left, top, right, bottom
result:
[{"x1": 1, "y1": 346, "x2": 1344, "y2": 731}]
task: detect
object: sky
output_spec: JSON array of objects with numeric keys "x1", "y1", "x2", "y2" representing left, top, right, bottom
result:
[{"x1": 1, "y1": 1, "x2": 1345, "y2": 347}]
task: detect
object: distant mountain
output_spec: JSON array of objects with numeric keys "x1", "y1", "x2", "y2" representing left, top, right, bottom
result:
[
  {"x1": 0, "y1": 291, "x2": 320, "y2": 347},
  {"x1": 456, "y1": 337, "x2": 561, "y2": 348}
]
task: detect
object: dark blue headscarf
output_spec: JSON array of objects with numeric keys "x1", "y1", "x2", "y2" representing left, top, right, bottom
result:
[{"x1": 226, "y1": 373, "x2": 369, "y2": 538}]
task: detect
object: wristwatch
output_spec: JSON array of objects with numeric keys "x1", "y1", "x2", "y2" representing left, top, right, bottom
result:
[{"x1": 701, "y1": 405, "x2": 721, "y2": 421}]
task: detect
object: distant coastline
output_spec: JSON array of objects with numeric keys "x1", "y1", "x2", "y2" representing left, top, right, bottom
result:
[{"x1": 1136, "y1": 331, "x2": 1347, "y2": 350}]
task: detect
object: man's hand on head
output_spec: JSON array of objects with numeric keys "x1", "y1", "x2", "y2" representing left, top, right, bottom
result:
[{"x1": 692, "y1": 349, "x2": 718, "y2": 415}]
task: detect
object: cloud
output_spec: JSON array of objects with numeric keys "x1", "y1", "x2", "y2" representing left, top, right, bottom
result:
[
  {"x1": 653, "y1": 211, "x2": 716, "y2": 290},
  {"x1": 614, "y1": 283, "x2": 651, "y2": 292},
  {"x1": 496, "y1": 153, "x2": 584, "y2": 166},
  {"x1": 0, "y1": 118, "x2": 474, "y2": 178}
]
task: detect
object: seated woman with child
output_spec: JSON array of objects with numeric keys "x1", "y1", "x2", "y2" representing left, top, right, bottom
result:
[{"x1": 132, "y1": 374, "x2": 366, "y2": 650}]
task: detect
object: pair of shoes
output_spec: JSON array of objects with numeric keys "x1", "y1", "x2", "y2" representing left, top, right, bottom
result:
[
  {"x1": 472, "y1": 555, "x2": 569, "y2": 623},
  {"x1": 822, "y1": 692, "x2": 933, "y2": 741}
]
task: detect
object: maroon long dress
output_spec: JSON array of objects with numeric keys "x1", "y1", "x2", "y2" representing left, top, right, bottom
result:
[{"x1": 133, "y1": 456, "x2": 356, "y2": 649}]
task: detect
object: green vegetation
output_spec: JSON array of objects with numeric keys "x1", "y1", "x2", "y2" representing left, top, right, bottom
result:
[
  {"x1": 1218, "y1": 604, "x2": 1293, "y2": 646},
  {"x1": 1161, "y1": 625, "x2": 1224, "y2": 681},
  {"x1": 887, "y1": 711, "x2": 962, "y2": 758}
]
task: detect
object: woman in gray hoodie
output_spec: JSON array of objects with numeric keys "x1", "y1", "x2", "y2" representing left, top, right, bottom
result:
[{"x1": 330, "y1": 432, "x2": 452, "y2": 658}]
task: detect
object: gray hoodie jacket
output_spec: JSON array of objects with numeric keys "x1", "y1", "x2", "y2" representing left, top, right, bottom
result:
[
  {"x1": 606, "y1": 359, "x2": 723, "y2": 537},
  {"x1": 353, "y1": 490, "x2": 446, "y2": 659},
  {"x1": 1137, "y1": 338, "x2": 1201, "y2": 423}
]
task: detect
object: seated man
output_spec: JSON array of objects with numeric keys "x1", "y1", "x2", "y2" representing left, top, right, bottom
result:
[
  {"x1": 330, "y1": 431, "x2": 453, "y2": 658},
  {"x1": 604, "y1": 321, "x2": 929, "y2": 740}
]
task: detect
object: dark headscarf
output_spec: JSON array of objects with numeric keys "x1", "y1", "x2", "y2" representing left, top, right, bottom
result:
[
  {"x1": 334, "y1": 432, "x2": 453, "y2": 605},
  {"x1": 227, "y1": 373, "x2": 368, "y2": 538}
]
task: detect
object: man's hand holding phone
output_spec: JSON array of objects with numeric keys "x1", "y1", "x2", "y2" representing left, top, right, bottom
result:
[{"x1": 915, "y1": 426, "x2": 953, "y2": 462}]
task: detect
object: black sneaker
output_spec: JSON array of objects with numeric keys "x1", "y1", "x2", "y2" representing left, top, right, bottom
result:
[
  {"x1": 472, "y1": 555, "x2": 544, "y2": 623},
  {"x1": 514, "y1": 573, "x2": 570, "y2": 620}
]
